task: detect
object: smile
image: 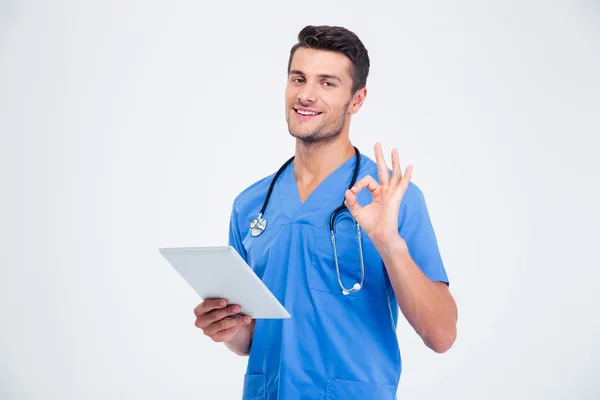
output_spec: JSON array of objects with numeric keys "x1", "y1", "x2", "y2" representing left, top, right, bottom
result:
[{"x1": 294, "y1": 108, "x2": 322, "y2": 118}]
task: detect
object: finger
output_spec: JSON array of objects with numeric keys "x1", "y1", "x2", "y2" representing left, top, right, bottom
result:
[
  {"x1": 400, "y1": 165, "x2": 413, "y2": 190},
  {"x1": 203, "y1": 314, "x2": 252, "y2": 337},
  {"x1": 194, "y1": 298, "x2": 227, "y2": 317},
  {"x1": 344, "y1": 189, "x2": 362, "y2": 216},
  {"x1": 350, "y1": 175, "x2": 380, "y2": 194},
  {"x1": 210, "y1": 326, "x2": 241, "y2": 343},
  {"x1": 202, "y1": 304, "x2": 241, "y2": 326},
  {"x1": 204, "y1": 314, "x2": 251, "y2": 337},
  {"x1": 391, "y1": 148, "x2": 402, "y2": 185},
  {"x1": 195, "y1": 304, "x2": 241, "y2": 329},
  {"x1": 374, "y1": 142, "x2": 390, "y2": 186}
]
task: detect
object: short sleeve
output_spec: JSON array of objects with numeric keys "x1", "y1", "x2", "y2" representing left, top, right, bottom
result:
[
  {"x1": 228, "y1": 201, "x2": 248, "y2": 262},
  {"x1": 398, "y1": 188, "x2": 449, "y2": 285}
]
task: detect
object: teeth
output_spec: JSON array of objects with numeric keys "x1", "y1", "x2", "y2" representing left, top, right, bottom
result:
[{"x1": 297, "y1": 109, "x2": 318, "y2": 116}]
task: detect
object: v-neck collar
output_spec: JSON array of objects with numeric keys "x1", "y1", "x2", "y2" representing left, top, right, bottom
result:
[{"x1": 277, "y1": 154, "x2": 359, "y2": 222}]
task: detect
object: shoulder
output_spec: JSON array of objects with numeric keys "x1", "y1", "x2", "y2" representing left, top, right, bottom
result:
[
  {"x1": 401, "y1": 181, "x2": 427, "y2": 212},
  {"x1": 231, "y1": 171, "x2": 276, "y2": 217}
]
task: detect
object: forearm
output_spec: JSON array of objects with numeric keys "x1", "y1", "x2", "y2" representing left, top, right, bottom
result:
[
  {"x1": 224, "y1": 321, "x2": 254, "y2": 356},
  {"x1": 374, "y1": 234, "x2": 457, "y2": 353}
]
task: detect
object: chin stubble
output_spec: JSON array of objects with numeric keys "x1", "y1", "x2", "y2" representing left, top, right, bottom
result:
[{"x1": 287, "y1": 102, "x2": 349, "y2": 145}]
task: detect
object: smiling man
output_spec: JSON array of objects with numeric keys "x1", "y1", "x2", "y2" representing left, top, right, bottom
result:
[
  {"x1": 193, "y1": 25, "x2": 458, "y2": 399},
  {"x1": 285, "y1": 48, "x2": 355, "y2": 146}
]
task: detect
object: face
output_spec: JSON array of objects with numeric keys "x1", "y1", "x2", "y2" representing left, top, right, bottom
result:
[{"x1": 285, "y1": 48, "x2": 366, "y2": 144}]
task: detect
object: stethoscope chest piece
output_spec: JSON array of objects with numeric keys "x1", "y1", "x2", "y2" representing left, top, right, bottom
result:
[{"x1": 250, "y1": 214, "x2": 267, "y2": 237}]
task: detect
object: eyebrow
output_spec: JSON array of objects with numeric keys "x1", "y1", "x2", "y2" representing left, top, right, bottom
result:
[{"x1": 289, "y1": 70, "x2": 342, "y2": 82}]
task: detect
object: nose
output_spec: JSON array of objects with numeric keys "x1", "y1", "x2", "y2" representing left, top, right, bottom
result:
[{"x1": 297, "y1": 83, "x2": 317, "y2": 105}]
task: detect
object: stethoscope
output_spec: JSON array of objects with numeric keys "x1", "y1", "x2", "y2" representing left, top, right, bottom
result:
[{"x1": 249, "y1": 147, "x2": 365, "y2": 295}]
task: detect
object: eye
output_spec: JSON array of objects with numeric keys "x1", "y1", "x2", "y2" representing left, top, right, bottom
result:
[
  {"x1": 291, "y1": 77, "x2": 305, "y2": 84},
  {"x1": 322, "y1": 81, "x2": 335, "y2": 88}
]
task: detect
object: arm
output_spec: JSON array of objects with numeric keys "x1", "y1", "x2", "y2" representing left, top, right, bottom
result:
[
  {"x1": 344, "y1": 142, "x2": 458, "y2": 354},
  {"x1": 374, "y1": 234, "x2": 457, "y2": 353}
]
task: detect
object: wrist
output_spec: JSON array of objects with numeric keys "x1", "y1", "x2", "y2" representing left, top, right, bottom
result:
[
  {"x1": 370, "y1": 232, "x2": 407, "y2": 251},
  {"x1": 371, "y1": 232, "x2": 407, "y2": 255}
]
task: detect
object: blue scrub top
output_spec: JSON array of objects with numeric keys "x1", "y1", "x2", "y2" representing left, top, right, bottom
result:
[{"x1": 228, "y1": 153, "x2": 449, "y2": 400}]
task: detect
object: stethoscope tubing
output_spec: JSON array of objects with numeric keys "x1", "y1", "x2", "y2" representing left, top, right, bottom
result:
[{"x1": 249, "y1": 147, "x2": 364, "y2": 295}]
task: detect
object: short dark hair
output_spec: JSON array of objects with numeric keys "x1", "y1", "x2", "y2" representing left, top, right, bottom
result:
[{"x1": 287, "y1": 25, "x2": 370, "y2": 94}]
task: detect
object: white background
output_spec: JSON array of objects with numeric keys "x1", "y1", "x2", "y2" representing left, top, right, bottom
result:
[{"x1": 2, "y1": 0, "x2": 599, "y2": 399}]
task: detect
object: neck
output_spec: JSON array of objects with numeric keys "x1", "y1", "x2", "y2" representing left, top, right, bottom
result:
[{"x1": 293, "y1": 137, "x2": 356, "y2": 186}]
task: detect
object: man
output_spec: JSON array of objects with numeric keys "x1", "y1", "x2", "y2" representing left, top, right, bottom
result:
[{"x1": 194, "y1": 25, "x2": 458, "y2": 399}]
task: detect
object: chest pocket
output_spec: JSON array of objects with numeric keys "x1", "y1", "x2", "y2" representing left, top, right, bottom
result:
[{"x1": 309, "y1": 211, "x2": 365, "y2": 296}]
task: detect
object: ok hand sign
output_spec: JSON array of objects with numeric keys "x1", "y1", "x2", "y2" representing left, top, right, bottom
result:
[{"x1": 344, "y1": 143, "x2": 413, "y2": 244}]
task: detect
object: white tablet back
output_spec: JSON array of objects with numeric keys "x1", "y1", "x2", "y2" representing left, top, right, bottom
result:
[{"x1": 159, "y1": 246, "x2": 290, "y2": 319}]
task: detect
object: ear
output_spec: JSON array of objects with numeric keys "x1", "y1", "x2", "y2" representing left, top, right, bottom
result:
[{"x1": 348, "y1": 87, "x2": 367, "y2": 114}]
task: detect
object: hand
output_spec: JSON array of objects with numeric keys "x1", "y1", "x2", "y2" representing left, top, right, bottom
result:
[
  {"x1": 344, "y1": 142, "x2": 413, "y2": 243},
  {"x1": 193, "y1": 299, "x2": 252, "y2": 343}
]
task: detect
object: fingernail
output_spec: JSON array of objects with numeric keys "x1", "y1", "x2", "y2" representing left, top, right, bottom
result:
[
  {"x1": 243, "y1": 316, "x2": 251, "y2": 323},
  {"x1": 219, "y1": 300, "x2": 226, "y2": 307},
  {"x1": 234, "y1": 306, "x2": 240, "y2": 313}
]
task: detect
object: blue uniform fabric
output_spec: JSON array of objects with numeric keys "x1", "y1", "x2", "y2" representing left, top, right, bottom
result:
[{"x1": 228, "y1": 153, "x2": 449, "y2": 400}]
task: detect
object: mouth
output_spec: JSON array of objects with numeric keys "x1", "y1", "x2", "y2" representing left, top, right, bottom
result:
[{"x1": 293, "y1": 107, "x2": 322, "y2": 120}]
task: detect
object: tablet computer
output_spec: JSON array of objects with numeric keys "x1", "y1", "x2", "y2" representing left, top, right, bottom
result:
[{"x1": 159, "y1": 246, "x2": 291, "y2": 319}]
